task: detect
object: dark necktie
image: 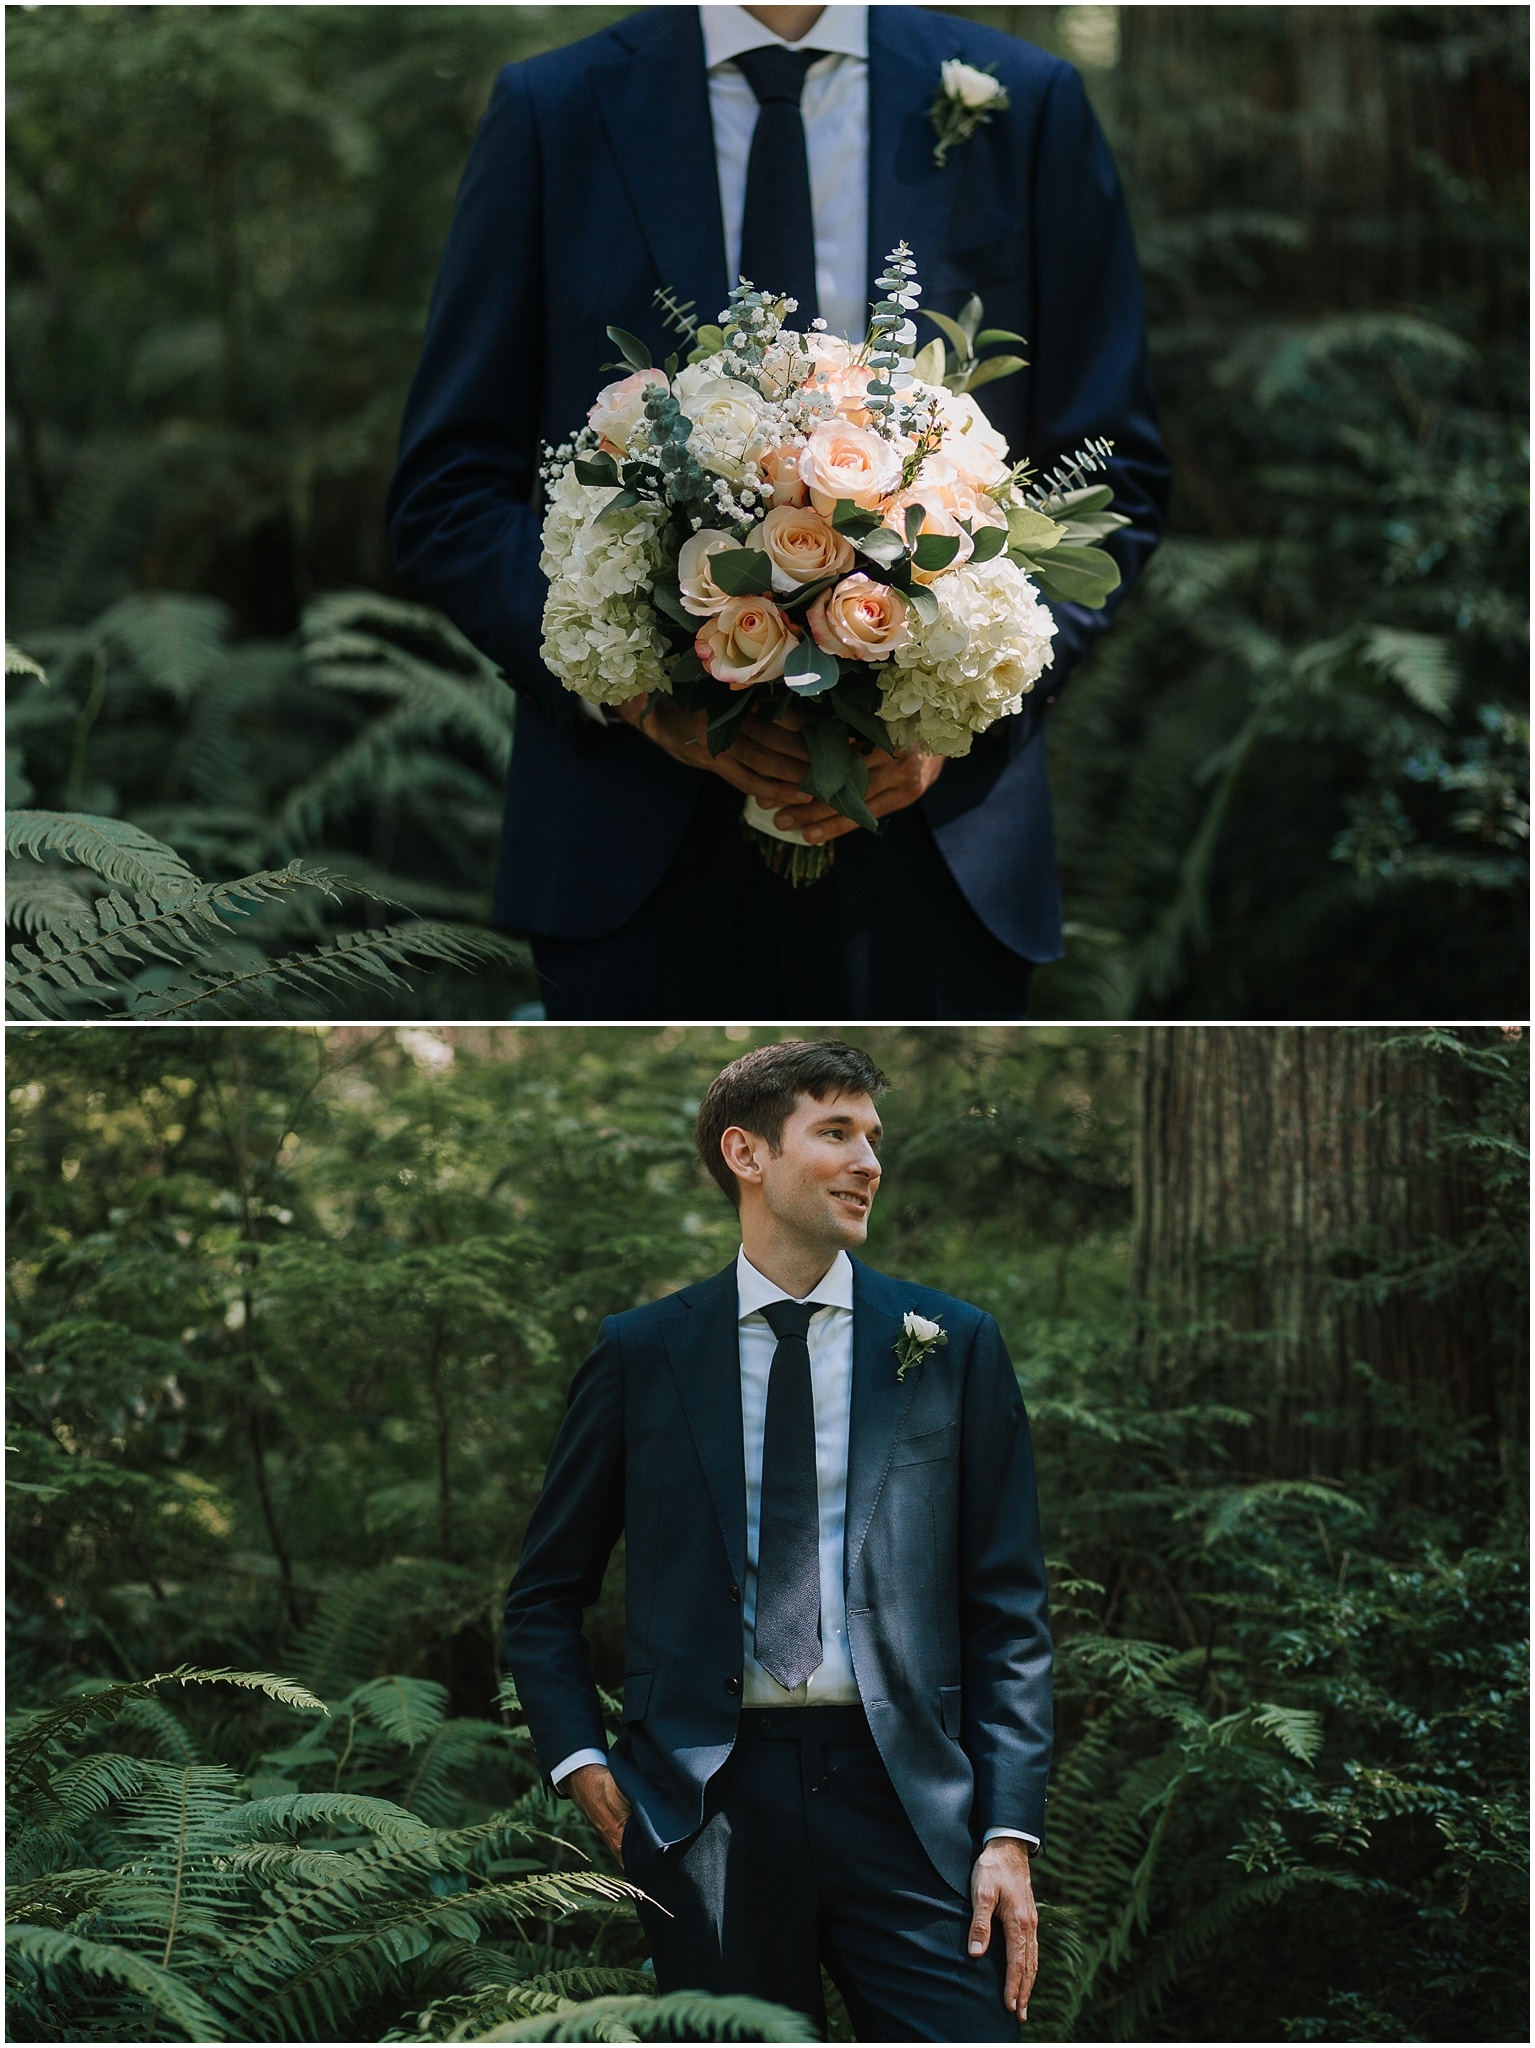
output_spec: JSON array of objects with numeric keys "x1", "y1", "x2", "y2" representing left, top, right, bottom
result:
[
  {"x1": 754, "y1": 1298, "x2": 822, "y2": 1691},
  {"x1": 732, "y1": 44, "x2": 822, "y2": 323}
]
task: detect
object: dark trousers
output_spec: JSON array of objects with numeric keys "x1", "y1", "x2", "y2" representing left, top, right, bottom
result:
[
  {"x1": 530, "y1": 780, "x2": 1035, "y2": 1021},
  {"x1": 621, "y1": 1705, "x2": 1016, "y2": 2043}
]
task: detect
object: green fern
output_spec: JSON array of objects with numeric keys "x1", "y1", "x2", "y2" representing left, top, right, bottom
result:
[{"x1": 485, "y1": 1989, "x2": 821, "y2": 2042}]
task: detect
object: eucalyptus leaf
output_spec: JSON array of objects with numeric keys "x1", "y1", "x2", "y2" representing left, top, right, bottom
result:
[
  {"x1": 1025, "y1": 544, "x2": 1123, "y2": 607},
  {"x1": 782, "y1": 642, "x2": 840, "y2": 697},
  {"x1": 855, "y1": 526, "x2": 907, "y2": 568},
  {"x1": 959, "y1": 294, "x2": 984, "y2": 345},
  {"x1": 572, "y1": 455, "x2": 618, "y2": 488},
  {"x1": 1048, "y1": 483, "x2": 1116, "y2": 518},
  {"x1": 900, "y1": 582, "x2": 940, "y2": 625},
  {"x1": 828, "y1": 687, "x2": 894, "y2": 753},
  {"x1": 969, "y1": 524, "x2": 1009, "y2": 564}
]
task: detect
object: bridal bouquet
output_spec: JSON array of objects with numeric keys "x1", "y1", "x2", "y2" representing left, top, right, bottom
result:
[{"x1": 539, "y1": 244, "x2": 1127, "y2": 881}]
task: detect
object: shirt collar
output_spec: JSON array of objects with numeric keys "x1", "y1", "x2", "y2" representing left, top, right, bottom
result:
[
  {"x1": 700, "y1": 4, "x2": 869, "y2": 69},
  {"x1": 736, "y1": 1244, "x2": 855, "y2": 1318}
]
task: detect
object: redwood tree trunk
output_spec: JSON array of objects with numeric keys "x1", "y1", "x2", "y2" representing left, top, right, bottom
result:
[{"x1": 1132, "y1": 1027, "x2": 1492, "y2": 1478}]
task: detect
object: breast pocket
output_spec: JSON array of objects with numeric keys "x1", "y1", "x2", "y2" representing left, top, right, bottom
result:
[{"x1": 890, "y1": 1422, "x2": 959, "y2": 1467}]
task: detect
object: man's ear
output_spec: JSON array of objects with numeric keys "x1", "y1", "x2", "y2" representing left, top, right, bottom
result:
[{"x1": 719, "y1": 1124, "x2": 764, "y2": 1194}]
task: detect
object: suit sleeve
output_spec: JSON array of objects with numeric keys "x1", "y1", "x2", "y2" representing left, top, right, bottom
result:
[
  {"x1": 959, "y1": 1313, "x2": 1054, "y2": 1847},
  {"x1": 502, "y1": 1318, "x2": 626, "y2": 1781},
  {"x1": 384, "y1": 63, "x2": 585, "y2": 743},
  {"x1": 1026, "y1": 61, "x2": 1170, "y2": 701}
]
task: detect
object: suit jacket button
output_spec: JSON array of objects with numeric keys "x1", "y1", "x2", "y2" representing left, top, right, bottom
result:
[
  {"x1": 724, "y1": 1676, "x2": 741, "y2": 1696},
  {"x1": 729, "y1": 1585, "x2": 741, "y2": 1604}
]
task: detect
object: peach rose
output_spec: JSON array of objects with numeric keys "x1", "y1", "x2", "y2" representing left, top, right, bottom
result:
[
  {"x1": 798, "y1": 419, "x2": 904, "y2": 515},
  {"x1": 937, "y1": 391, "x2": 1011, "y2": 489},
  {"x1": 586, "y1": 367, "x2": 668, "y2": 456},
  {"x1": 806, "y1": 347, "x2": 877, "y2": 425},
  {"x1": 949, "y1": 479, "x2": 1010, "y2": 532},
  {"x1": 758, "y1": 504, "x2": 857, "y2": 592},
  {"x1": 807, "y1": 573, "x2": 911, "y2": 664},
  {"x1": 759, "y1": 444, "x2": 810, "y2": 508},
  {"x1": 883, "y1": 488, "x2": 975, "y2": 584},
  {"x1": 677, "y1": 528, "x2": 739, "y2": 618},
  {"x1": 695, "y1": 594, "x2": 800, "y2": 690}
]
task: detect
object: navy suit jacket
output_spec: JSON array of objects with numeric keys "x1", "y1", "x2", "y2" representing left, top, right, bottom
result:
[
  {"x1": 502, "y1": 1258, "x2": 1053, "y2": 1897},
  {"x1": 387, "y1": 6, "x2": 1169, "y2": 961}
]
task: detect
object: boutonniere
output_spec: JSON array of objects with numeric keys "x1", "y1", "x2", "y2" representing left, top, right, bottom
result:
[
  {"x1": 895, "y1": 1311, "x2": 948, "y2": 1382},
  {"x1": 930, "y1": 60, "x2": 1011, "y2": 169}
]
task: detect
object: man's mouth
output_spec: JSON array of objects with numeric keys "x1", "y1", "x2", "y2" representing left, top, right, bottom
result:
[{"x1": 831, "y1": 1189, "x2": 870, "y2": 1215}]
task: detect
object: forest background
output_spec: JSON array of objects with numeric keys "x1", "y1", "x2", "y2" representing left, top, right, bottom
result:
[
  {"x1": 6, "y1": 1023, "x2": 1527, "y2": 2042},
  {"x1": 5, "y1": 5, "x2": 1528, "y2": 1022}
]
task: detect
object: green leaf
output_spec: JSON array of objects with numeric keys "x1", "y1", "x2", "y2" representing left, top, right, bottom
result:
[
  {"x1": 911, "y1": 338, "x2": 945, "y2": 385},
  {"x1": 801, "y1": 720, "x2": 854, "y2": 804},
  {"x1": 904, "y1": 503, "x2": 926, "y2": 545},
  {"x1": 705, "y1": 692, "x2": 755, "y2": 756},
  {"x1": 827, "y1": 688, "x2": 893, "y2": 753},
  {"x1": 669, "y1": 647, "x2": 706, "y2": 684},
  {"x1": 961, "y1": 353, "x2": 1028, "y2": 391},
  {"x1": 831, "y1": 499, "x2": 879, "y2": 534},
  {"x1": 959, "y1": 294, "x2": 984, "y2": 345},
  {"x1": 595, "y1": 488, "x2": 641, "y2": 528},
  {"x1": 922, "y1": 310, "x2": 973, "y2": 361},
  {"x1": 1048, "y1": 483, "x2": 1115, "y2": 518},
  {"x1": 1022, "y1": 543, "x2": 1123, "y2": 608},
  {"x1": 571, "y1": 454, "x2": 619, "y2": 488},
  {"x1": 854, "y1": 525, "x2": 907, "y2": 569},
  {"x1": 651, "y1": 582, "x2": 694, "y2": 629},
  {"x1": 782, "y1": 642, "x2": 840, "y2": 697},
  {"x1": 605, "y1": 325, "x2": 652, "y2": 372},
  {"x1": 1006, "y1": 506, "x2": 1063, "y2": 552},
  {"x1": 707, "y1": 549, "x2": 774, "y2": 597},
  {"x1": 974, "y1": 328, "x2": 1027, "y2": 348},
  {"x1": 1360, "y1": 627, "x2": 1460, "y2": 719},
  {"x1": 970, "y1": 524, "x2": 1009, "y2": 564},
  {"x1": 899, "y1": 582, "x2": 940, "y2": 625},
  {"x1": 912, "y1": 533, "x2": 962, "y2": 572}
]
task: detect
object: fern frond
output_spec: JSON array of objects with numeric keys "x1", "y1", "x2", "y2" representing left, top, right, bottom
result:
[
  {"x1": 5, "y1": 1923, "x2": 227, "y2": 2041},
  {"x1": 5, "y1": 867, "x2": 97, "y2": 937},
  {"x1": 344, "y1": 1675, "x2": 451, "y2": 1751},
  {"x1": 7, "y1": 808, "x2": 202, "y2": 897},
  {"x1": 6, "y1": 1667, "x2": 324, "y2": 1787},
  {"x1": 93, "y1": 592, "x2": 232, "y2": 702},
  {"x1": 486, "y1": 1989, "x2": 820, "y2": 2041},
  {"x1": 135, "y1": 919, "x2": 527, "y2": 1020},
  {"x1": 5, "y1": 642, "x2": 48, "y2": 682}
]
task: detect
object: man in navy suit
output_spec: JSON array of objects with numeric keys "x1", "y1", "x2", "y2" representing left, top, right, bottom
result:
[
  {"x1": 387, "y1": 6, "x2": 1168, "y2": 1018},
  {"x1": 503, "y1": 1040, "x2": 1052, "y2": 2039}
]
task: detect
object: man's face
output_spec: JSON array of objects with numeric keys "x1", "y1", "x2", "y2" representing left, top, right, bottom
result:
[{"x1": 751, "y1": 1090, "x2": 883, "y2": 1253}]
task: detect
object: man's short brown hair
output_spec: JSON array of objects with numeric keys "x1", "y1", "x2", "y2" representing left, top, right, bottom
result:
[{"x1": 695, "y1": 1038, "x2": 889, "y2": 1207}]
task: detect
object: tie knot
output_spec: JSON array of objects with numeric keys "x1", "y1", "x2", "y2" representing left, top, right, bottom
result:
[
  {"x1": 761, "y1": 1298, "x2": 816, "y2": 1342},
  {"x1": 733, "y1": 43, "x2": 822, "y2": 107}
]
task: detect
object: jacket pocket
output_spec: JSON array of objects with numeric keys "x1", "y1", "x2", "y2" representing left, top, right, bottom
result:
[
  {"x1": 621, "y1": 1672, "x2": 654, "y2": 1722},
  {"x1": 939, "y1": 1685, "x2": 963, "y2": 1740},
  {"x1": 891, "y1": 1422, "x2": 959, "y2": 1467}
]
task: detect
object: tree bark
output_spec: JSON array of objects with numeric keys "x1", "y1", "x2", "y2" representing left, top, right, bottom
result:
[{"x1": 1132, "y1": 1027, "x2": 1493, "y2": 1477}]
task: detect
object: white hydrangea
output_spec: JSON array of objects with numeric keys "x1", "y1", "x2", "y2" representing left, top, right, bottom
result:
[
  {"x1": 880, "y1": 555, "x2": 1057, "y2": 755},
  {"x1": 539, "y1": 465, "x2": 673, "y2": 707}
]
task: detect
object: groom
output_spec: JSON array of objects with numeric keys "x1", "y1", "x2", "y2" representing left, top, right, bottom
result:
[
  {"x1": 386, "y1": 4, "x2": 1169, "y2": 1020},
  {"x1": 503, "y1": 1040, "x2": 1052, "y2": 2040}
]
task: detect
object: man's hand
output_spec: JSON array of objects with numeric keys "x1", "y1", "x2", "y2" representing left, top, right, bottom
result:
[
  {"x1": 617, "y1": 694, "x2": 811, "y2": 814},
  {"x1": 619, "y1": 694, "x2": 944, "y2": 845},
  {"x1": 769, "y1": 744, "x2": 945, "y2": 844},
  {"x1": 968, "y1": 1838, "x2": 1039, "y2": 2023},
  {"x1": 564, "y1": 1761, "x2": 632, "y2": 1864}
]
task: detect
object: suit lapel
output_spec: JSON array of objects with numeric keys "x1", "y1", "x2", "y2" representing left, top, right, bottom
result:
[
  {"x1": 662, "y1": 1260, "x2": 747, "y2": 1588},
  {"x1": 844, "y1": 1258, "x2": 920, "y2": 1580},
  {"x1": 591, "y1": 10, "x2": 730, "y2": 328},
  {"x1": 866, "y1": 8, "x2": 965, "y2": 302}
]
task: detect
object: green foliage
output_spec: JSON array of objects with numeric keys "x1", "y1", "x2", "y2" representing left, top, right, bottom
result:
[
  {"x1": 7, "y1": 6, "x2": 1525, "y2": 1017},
  {"x1": 6, "y1": 1027, "x2": 1526, "y2": 2039},
  {"x1": 5, "y1": 590, "x2": 535, "y2": 1017}
]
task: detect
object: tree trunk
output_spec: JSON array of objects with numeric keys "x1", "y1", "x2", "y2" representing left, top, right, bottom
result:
[{"x1": 1132, "y1": 1027, "x2": 1493, "y2": 1478}]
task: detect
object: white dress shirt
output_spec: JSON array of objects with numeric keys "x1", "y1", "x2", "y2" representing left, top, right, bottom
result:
[
  {"x1": 549, "y1": 1240, "x2": 1037, "y2": 1848},
  {"x1": 700, "y1": 4, "x2": 871, "y2": 344}
]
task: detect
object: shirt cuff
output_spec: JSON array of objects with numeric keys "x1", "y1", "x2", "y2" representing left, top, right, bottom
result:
[
  {"x1": 550, "y1": 1746, "x2": 608, "y2": 1790},
  {"x1": 982, "y1": 1827, "x2": 1040, "y2": 1848}
]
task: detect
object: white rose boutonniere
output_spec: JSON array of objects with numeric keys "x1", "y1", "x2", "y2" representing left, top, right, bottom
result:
[
  {"x1": 930, "y1": 60, "x2": 1011, "y2": 168},
  {"x1": 895, "y1": 1310, "x2": 948, "y2": 1383}
]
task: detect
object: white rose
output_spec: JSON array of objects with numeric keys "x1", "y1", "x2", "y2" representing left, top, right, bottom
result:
[
  {"x1": 903, "y1": 1311, "x2": 943, "y2": 1344},
  {"x1": 673, "y1": 363, "x2": 770, "y2": 482},
  {"x1": 937, "y1": 391, "x2": 1012, "y2": 490},
  {"x1": 942, "y1": 59, "x2": 1005, "y2": 109}
]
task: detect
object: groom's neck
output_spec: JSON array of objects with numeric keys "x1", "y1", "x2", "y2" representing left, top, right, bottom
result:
[
  {"x1": 739, "y1": 1228, "x2": 840, "y2": 1304},
  {"x1": 742, "y1": 6, "x2": 828, "y2": 47}
]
